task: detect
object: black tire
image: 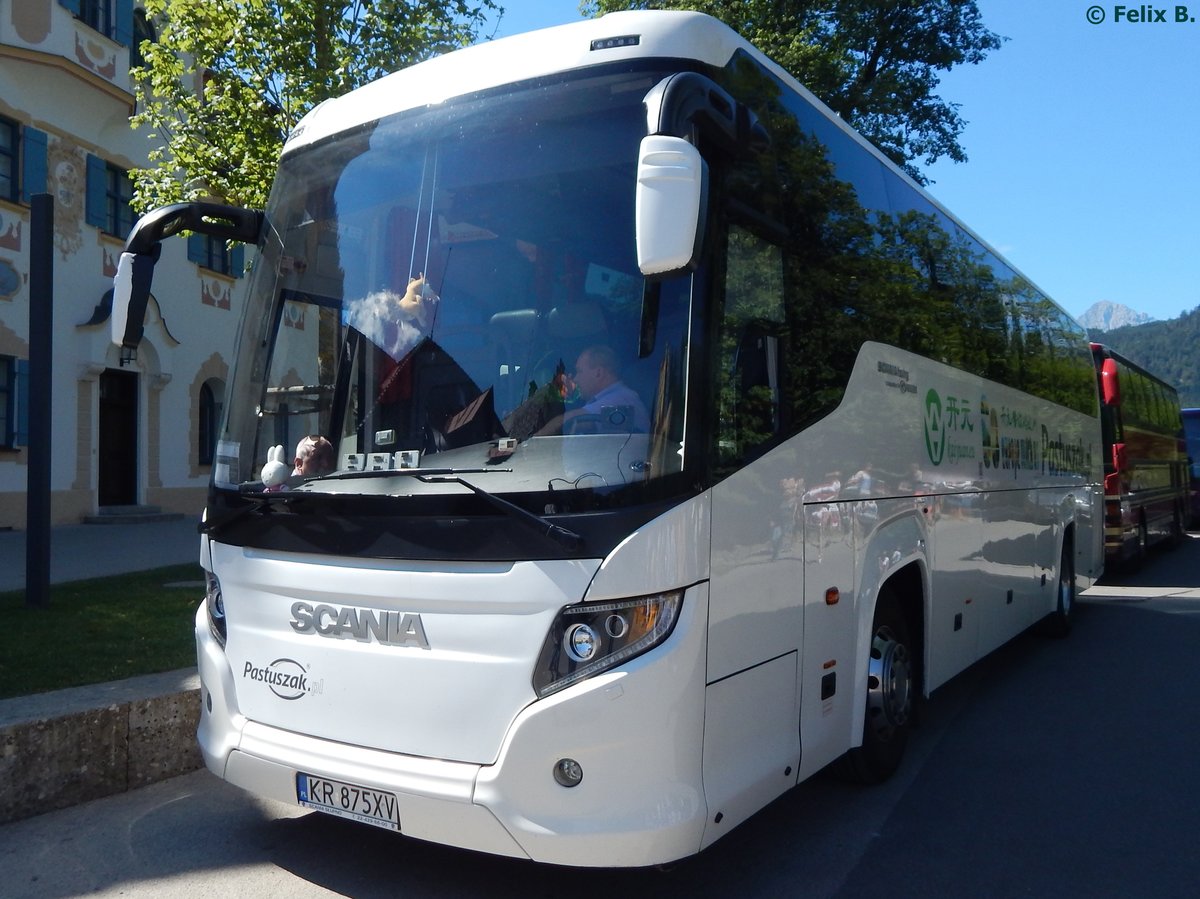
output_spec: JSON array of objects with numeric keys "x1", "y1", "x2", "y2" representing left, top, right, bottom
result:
[
  {"x1": 1133, "y1": 517, "x2": 1149, "y2": 568},
  {"x1": 1169, "y1": 504, "x2": 1184, "y2": 549},
  {"x1": 1043, "y1": 537, "x2": 1075, "y2": 638},
  {"x1": 841, "y1": 594, "x2": 914, "y2": 783}
]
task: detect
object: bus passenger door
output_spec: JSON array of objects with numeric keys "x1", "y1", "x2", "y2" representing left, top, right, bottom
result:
[
  {"x1": 704, "y1": 223, "x2": 804, "y2": 840},
  {"x1": 796, "y1": 498, "x2": 859, "y2": 780}
]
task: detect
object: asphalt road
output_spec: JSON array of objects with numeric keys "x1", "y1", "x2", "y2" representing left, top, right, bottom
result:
[{"x1": 3, "y1": 535, "x2": 1198, "y2": 899}]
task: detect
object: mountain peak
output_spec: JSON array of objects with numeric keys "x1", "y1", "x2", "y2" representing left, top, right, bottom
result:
[{"x1": 1078, "y1": 301, "x2": 1155, "y2": 331}]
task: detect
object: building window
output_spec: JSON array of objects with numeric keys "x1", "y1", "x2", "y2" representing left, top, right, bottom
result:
[
  {"x1": 0, "y1": 356, "x2": 28, "y2": 449},
  {"x1": 188, "y1": 232, "x2": 245, "y2": 277},
  {"x1": 63, "y1": 0, "x2": 134, "y2": 47},
  {"x1": 130, "y1": 8, "x2": 156, "y2": 70},
  {"x1": 0, "y1": 117, "x2": 16, "y2": 203},
  {"x1": 0, "y1": 356, "x2": 12, "y2": 446},
  {"x1": 198, "y1": 379, "x2": 223, "y2": 465},
  {"x1": 77, "y1": 0, "x2": 113, "y2": 35},
  {"x1": 85, "y1": 155, "x2": 135, "y2": 237},
  {"x1": 106, "y1": 164, "x2": 135, "y2": 237},
  {"x1": 198, "y1": 234, "x2": 229, "y2": 273},
  {"x1": 0, "y1": 120, "x2": 45, "y2": 205}
]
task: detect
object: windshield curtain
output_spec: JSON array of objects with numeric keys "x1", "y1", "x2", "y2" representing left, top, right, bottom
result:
[{"x1": 217, "y1": 68, "x2": 692, "y2": 508}]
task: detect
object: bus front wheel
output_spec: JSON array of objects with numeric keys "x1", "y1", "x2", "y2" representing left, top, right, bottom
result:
[
  {"x1": 1042, "y1": 538, "x2": 1075, "y2": 638},
  {"x1": 841, "y1": 595, "x2": 913, "y2": 783}
]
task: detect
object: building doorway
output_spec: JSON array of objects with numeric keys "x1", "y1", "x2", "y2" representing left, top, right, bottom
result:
[{"x1": 98, "y1": 368, "x2": 138, "y2": 506}]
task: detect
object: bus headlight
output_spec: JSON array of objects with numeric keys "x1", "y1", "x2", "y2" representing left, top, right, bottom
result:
[
  {"x1": 564, "y1": 623, "x2": 599, "y2": 662},
  {"x1": 533, "y1": 590, "x2": 683, "y2": 697},
  {"x1": 205, "y1": 570, "x2": 226, "y2": 647}
]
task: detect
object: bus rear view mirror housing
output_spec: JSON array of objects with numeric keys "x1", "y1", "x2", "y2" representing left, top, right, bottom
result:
[
  {"x1": 1100, "y1": 358, "x2": 1121, "y2": 406},
  {"x1": 635, "y1": 135, "x2": 707, "y2": 277},
  {"x1": 635, "y1": 72, "x2": 768, "y2": 279},
  {"x1": 111, "y1": 202, "x2": 265, "y2": 355}
]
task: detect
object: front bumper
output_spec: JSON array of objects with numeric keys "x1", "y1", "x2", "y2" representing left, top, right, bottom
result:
[{"x1": 195, "y1": 584, "x2": 710, "y2": 867}]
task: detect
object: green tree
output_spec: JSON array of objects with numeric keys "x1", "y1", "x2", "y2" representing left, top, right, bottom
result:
[
  {"x1": 582, "y1": 0, "x2": 1002, "y2": 183},
  {"x1": 131, "y1": 0, "x2": 501, "y2": 211}
]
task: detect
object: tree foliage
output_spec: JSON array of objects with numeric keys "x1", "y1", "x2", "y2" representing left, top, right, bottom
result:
[
  {"x1": 582, "y1": 0, "x2": 1002, "y2": 183},
  {"x1": 131, "y1": 0, "x2": 500, "y2": 211}
]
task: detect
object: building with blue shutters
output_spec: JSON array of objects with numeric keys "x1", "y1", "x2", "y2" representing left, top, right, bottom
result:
[{"x1": 0, "y1": 1, "x2": 243, "y2": 528}]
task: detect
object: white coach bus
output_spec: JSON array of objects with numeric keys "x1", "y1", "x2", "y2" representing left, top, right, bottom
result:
[{"x1": 112, "y1": 10, "x2": 1103, "y2": 868}]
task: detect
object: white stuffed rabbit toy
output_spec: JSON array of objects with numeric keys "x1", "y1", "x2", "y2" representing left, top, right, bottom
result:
[{"x1": 260, "y1": 444, "x2": 289, "y2": 492}]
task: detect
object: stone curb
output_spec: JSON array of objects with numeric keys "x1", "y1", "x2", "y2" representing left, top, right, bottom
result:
[{"x1": 0, "y1": 668, "x2": 202, "y2": 825}]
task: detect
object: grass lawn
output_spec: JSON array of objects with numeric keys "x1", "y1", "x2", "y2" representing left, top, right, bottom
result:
[{"x1": 0, "y1": 564, "x2": 204, "y2": 700}]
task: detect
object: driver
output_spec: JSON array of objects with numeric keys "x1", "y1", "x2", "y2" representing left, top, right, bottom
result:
[{"x1": 535, "y1": 344, "x2": 650, "y2": 436}]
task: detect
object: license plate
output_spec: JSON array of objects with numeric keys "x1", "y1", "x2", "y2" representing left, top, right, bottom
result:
[{"x1": 296, "y1": 773, "x2": 400, "y2": 831}]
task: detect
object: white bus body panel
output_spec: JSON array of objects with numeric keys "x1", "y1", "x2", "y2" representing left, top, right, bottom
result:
[
  {"x1": 703, "y1": 341, "x2": 1101, "y2": 786},
  {"x1": 587, "y1": 492, "x2": 711, "y2": 601},
  {"x1": 208, "y1": 545, "x2": 599, "y2": 764},
  {"x1": 198, "y1": 500, "x2": 716, "y2": 866},
  {"x1": 198, "y1": 580, "x2": 711, "y2": 867}
]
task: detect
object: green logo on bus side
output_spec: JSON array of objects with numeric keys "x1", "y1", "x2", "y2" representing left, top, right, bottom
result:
[{"x1": 924, "y1": 388, "x2": 945, "y2": 465}]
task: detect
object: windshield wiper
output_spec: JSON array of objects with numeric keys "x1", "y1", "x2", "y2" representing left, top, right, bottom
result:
[
  {"x1": 420, "y1": 474, "x2": 584, "y2": 552},
  {"x1": 198, "y1": 490, "x2": 304, "y2": 536},
  {"x1": 200, "y1": 468, "x2": 583, "y2": 552},
  {"x1": 299, "y1": 466, "x2": 507, "y2": 483}
]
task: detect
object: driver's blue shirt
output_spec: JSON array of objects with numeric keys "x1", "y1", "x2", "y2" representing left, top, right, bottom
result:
[{"x1": 581, "y1": 380, "x2": 651, "y2": 433}]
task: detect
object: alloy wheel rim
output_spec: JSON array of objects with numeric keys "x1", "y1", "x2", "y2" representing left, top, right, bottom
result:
[{"x1": 866, "y1": 624, "x2": 912, "y2": 742}]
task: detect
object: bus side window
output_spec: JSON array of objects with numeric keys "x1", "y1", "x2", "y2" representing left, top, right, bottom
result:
[{"x1": 718, "y1": 225, "x2": 785, "y2": 468}]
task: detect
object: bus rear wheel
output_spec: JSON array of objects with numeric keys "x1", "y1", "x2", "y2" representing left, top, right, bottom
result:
[
  {"x1": 841, "y1": 595, "x2": 913, "y2": 783},
  {"x1": 1169, "y1": 504, "x2": 1184, "y2": 548},
  {"x1": 1133, "y1": 517, "x2": 1148, "y2": 567}
]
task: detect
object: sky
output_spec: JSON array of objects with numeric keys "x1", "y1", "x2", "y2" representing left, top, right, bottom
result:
[{"x1": 483, "y1": 1, "x2": 1200, "y2": 324}]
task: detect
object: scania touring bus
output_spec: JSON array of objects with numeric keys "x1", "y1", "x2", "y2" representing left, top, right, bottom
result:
[
  {"x1": 1091, "y1": 343, "x2": 1187, "y2": 564},
  {"x1": 110, "y1": 10, "x2": 1103, "y2": 867}
]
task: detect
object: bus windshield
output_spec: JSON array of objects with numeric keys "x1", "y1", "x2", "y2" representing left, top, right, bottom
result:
[{"x1": 217, "y1": 68, "x2": 690, "y2": 509}]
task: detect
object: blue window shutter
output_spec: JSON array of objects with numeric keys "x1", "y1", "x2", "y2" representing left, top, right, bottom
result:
[
  {"x1": 15, "y1": 359, "x2": 30, "y2": 447},
  {"x1": 113, "y1": 0, "x2": 133, "y2": 46},
  {"x1": 20, "y1": 128, "x2": 48, "y2": 203},
  {"x1": 85, "y1": 154, "x2": 108, "y2": 229},
  {"x1": 231, "y1": 243, "x2": 245, "y2": 277},
  {"x1": 58, "y1": 1, "x2": 82, "y2": 16},
  {"x1": 187, "y1": 233, "x2": 206, "y2": 265}
]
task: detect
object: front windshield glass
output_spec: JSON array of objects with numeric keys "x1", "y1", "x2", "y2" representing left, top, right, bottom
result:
[{"x1": 217, "y1": 69, "x2": 691, "y2": 508}]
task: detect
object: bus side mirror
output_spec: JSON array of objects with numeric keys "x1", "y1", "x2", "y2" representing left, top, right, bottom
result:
[
  {"x1": 635, "y1": 135, "x2": 707, "y2": 277},
  {"x1": 634, "y1": 72, "x2": 769, "y2": 280},
  {"x1": 111, "y1": 202, "x2": 264, "y2": 353},
  {"x1": 1100, "y1": 358, "x2": 1121, "y2": 406}
]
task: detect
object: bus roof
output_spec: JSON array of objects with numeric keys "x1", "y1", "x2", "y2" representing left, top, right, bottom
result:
[{"x1": 284, "y1": 11, "x2": 753, "y2": 154}]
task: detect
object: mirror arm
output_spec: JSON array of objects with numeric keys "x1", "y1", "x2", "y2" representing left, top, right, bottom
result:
[
  {"x1": 124, "y1": 202, "x2": 265, "y2": 255},
  {"x1": 112, "y1": 202, "x2": 265, "y2": 352},
  {"x1": 642, "y1": 71, "x2": 768, "y2": 152}
]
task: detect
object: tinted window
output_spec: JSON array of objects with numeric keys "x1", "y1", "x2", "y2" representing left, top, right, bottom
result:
[{"x1": 710, "y1": 51, "x2": 1097, "y2": 451}]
